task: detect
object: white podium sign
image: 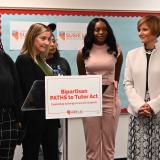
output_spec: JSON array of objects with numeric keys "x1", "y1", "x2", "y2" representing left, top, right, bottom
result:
[{"x1": 45, "y1": 75, "x2": 102, "y2": 119}]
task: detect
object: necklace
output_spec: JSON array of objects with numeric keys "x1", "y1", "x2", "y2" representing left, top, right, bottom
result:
[{"x1": 145, "y1": 48, "x2": 154, "y2": 55}]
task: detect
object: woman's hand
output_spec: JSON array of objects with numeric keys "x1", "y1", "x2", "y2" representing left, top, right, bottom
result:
[
  {"x1": 138, "y1": 104, "x2": 154, "y2": 117},
  {"x1": 17, "y1": 122, "x2": 22, "y2": 129}
]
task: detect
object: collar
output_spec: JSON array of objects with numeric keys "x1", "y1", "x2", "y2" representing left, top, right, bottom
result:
[{"x1": 143, "y1": 42, "x2": 160, "y2": 54}]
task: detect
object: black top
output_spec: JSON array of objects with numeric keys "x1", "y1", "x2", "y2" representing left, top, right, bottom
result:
[
  {"x1": 146, "y1": 54, "x2": 151, "y2": 91},
  {"x1": 145, "y1": 49, "x2": 152, "y2": 91},
  {"x1": 15, "y1": 54, "x2": 45, "y2": 100},
  {"x1": 15, "y1": 54, "x2": 63, "y2": 127},
  {"x1": 46, "y1": 56, "x2": 71, "y2": 76},
  {"x1": 0, "y1": 52, "x2": 22, "y2": 120},
  {"x1": 16, "y1": 54, "x2": 71, "y2": 100}
]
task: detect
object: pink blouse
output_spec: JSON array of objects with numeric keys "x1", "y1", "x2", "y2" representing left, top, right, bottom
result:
[{"x1": 85, "y1": 44, "x2": 117, "y2": 85}]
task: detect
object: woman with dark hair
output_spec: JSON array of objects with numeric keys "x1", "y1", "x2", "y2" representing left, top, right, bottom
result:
[
  {"x1": 77, "y1": 18, "x2": 123, "y2": 160},
  {"x1": 46, "y1": 30, "x2": 71, "y2": 76},
  {"x1": 46, "y1": 24, "x2": 71, "y2": 160},
  {"x1": 0, "y1": 40, "x2": 22, "y2": 160}
]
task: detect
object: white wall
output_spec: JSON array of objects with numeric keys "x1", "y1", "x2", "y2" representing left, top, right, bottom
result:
[{"x1": 0, "y1": 0, "x2": 160, "y2": 11}]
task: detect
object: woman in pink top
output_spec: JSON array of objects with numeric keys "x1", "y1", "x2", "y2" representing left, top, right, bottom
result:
[{"x1": 77, "y1": 18, "x2": 123, "y2": 160}]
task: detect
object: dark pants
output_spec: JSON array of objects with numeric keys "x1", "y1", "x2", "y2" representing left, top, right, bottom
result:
[
  {"x1": 0, "y1": 108, "x2": 18, "y2": 160},
  {"x1": 21, "y1": 111, "x2": 59, "y2": 160}
]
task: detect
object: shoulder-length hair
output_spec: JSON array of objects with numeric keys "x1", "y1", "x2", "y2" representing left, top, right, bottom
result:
[
  {"x1": 137, "y1": 15, "x2": 160, "y2": 37},
  {"x1": 82, "y1": 17, "x2": 118, "y2": 59},
  {"x1": 51, "y1": 34, "x2": 60, "y2": 58},
  {"x1": 21, "y1": 23, "x2": 51, "y2": 61}
]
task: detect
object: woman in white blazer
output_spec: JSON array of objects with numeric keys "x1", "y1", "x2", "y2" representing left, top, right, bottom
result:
[{"x1": 124, "y1": 15, "x2": 160, "y2": 160}]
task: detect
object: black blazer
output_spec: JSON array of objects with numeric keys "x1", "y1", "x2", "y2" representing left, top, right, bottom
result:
[
  {"x1": 0, "y1": 52, "x2": 22, "y2": 121},
  {"x1": 15, "y1": 54, "x2": 60, "y2": 126},
  {"x1": 15, "y1": 54, "x2": 45, "y2": 99}
]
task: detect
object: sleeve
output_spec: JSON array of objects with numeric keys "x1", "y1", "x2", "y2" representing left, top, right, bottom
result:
[
  {"x1": 63, "y1": 58, "x2": 71, "y2": 75},
  {"x1": 59, "y1": 57, "x2": 71, "y2": 75},
  {"x1": 148, "y1": 94, "x2": 160, "y2": 114},
  {"x1": 15, "y1": 55, "x2": 26, "y2": 98},
  {"x1": 123, "y1": 52, "x2": 145, "y2": 114},
  {"x1": 115, "y1": 47, "x2": 123, "y2": 83},
  {"x1": 76, "y1": 50, "x2": 86, "y2": 75},
  {"x1": 12, "y1": 64, "x2": 23, "y2": 122},
  {"x1": 5, "y1": 54, "x2": 23, "y2": 122},
  {"x1": 15, "y1": 55, "x2": 35, "y2": 99}
]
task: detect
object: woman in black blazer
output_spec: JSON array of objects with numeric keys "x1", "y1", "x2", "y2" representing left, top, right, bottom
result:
[
  {"x1": 0, "y1": 40, "x2": 22, "y2": 160},
  {"x1": 16, "y1": 23, "x2": 59, "y2": 160}
]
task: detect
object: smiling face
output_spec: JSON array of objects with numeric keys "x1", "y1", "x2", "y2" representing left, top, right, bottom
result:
[
  {"x1": 94, "y1": 21, "x2": 107, "y2": 45},
  {"x1": 34, "y1": 31, "x2": 51, "y2": 55},
  {"x1": 138, "y1": 23, "x2": 157, "y2": 48}
]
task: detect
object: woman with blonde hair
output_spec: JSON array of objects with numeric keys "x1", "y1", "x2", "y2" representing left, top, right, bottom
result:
[
  {"x1": 16, "y1": 23, "x2": 59, "y2": 160},
  {"x1": 124, "y1": 15, "x2": 160, "y2": 159}
]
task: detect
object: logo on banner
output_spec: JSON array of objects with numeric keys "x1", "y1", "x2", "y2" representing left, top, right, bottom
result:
[
  {"x1": 67, "y1": 110, "x2": 83, "y2": 115},
  {"x1": 59, "y1": 31, "x2": 84, "y2": 41},
  {"x1": 11, "y1": 30, "x2": 26, "y2": 41}
]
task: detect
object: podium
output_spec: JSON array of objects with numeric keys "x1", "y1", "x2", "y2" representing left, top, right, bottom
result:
[
  {"x1": 21, "y1": 80, "x2": 45, "y2": 111},
  {"x1": 21, "y1": 80, "x2": 68, "y2": 160}
]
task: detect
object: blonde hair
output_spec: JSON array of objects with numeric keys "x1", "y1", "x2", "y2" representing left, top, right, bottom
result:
[
  {"x1": 21, "y1": 23, "x2": 51, "y2": 61},
  {"x1": 137, "y1": 15, "x2": 160, "y2": 37}
]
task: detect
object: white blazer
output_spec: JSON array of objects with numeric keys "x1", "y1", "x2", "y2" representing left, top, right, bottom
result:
[{"x1": 123, "y1": 43, "x2": 160, "y2": 116}]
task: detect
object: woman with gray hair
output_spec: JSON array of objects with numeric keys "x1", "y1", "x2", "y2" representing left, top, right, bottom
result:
[{"x1": 124, "y1": 15, "x2": 160, "y2": 159}]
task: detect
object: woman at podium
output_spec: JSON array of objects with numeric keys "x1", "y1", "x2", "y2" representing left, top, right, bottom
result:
[{"x1": 15, "y1": 23, "x2": 59, "y2": 160}]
